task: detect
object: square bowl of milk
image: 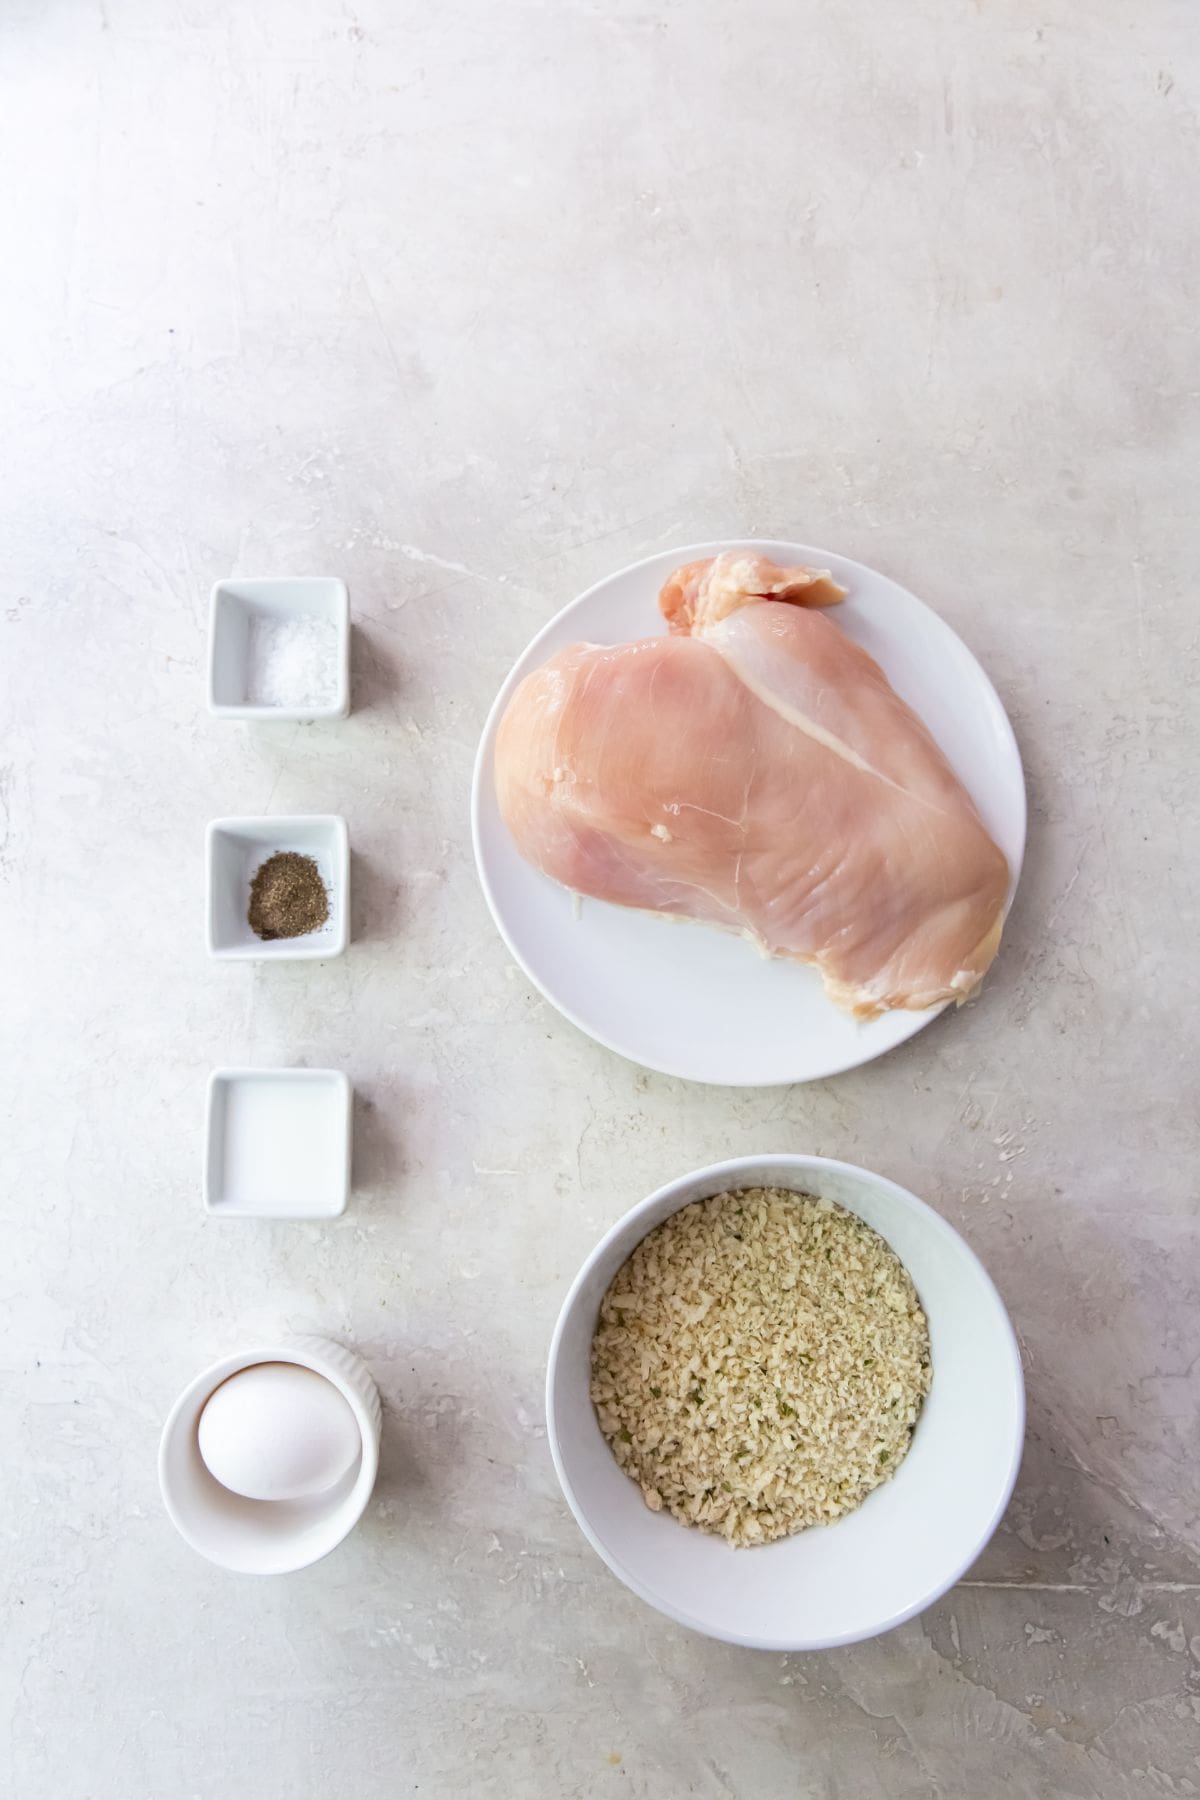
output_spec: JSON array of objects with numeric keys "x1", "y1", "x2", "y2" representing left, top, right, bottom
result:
[
  {"x1": 208, "y1": 577, "x2": 350, "y2": 720},
  {"x1": 205, "y1": 1069, "x2": 353, "y2": 1218}
]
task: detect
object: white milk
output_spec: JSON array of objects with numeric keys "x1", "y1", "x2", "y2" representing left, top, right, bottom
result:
[{"x1": 213, "y1": 1073, "x2": 348, "y2": 1216}]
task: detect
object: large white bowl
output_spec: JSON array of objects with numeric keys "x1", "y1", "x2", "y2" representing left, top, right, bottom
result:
[{"x1": 546, "y1": 1155, "x2": 1024, "y2": 1650}]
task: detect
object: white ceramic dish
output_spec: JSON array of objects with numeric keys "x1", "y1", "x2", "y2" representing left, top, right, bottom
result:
[
  {"x1": 546, "y1": 1153, "x2": 1024, "y2": 1651},
  {"x1": 206, "y1": 814, "x2": 349, "y2": 961},
  {"x1": 471, "y1": 540, "x2": 1026, "y2": 1086},
  {"x1": 159, "y1": 1336, "x2": 381, "y2": 1574},
  {"x1": 204, "y1": 1069, "x2": 352, "y2": 1218},
  {"x1": 208, "y1": 576, "x2": 350, "y2": 720}
]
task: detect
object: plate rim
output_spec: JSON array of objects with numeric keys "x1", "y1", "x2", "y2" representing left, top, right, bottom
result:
[{"x1": 471, "y1": 538, "x2": 1027, "y2": 1086}]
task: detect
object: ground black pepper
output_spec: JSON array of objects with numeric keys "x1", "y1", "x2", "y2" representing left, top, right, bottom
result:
[{"x1": 247, "y1": 851, "x2": 329, "y2": 940}]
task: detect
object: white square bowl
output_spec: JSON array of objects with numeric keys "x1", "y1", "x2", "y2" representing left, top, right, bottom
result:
[
  {"x1": 208, "y1": 576, "x2": 350, "y2": 719},
  {"x1": 205, "y1": 1069, "x2": 353, "y2": 1218},
  {"x1": 207, "y1": 815, "x2": 349, "y2": 960}
]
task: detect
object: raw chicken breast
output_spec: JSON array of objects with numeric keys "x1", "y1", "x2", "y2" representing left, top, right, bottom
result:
[{"x1": 494, "y1": 553, "x2": 1009, "y2": 1018}]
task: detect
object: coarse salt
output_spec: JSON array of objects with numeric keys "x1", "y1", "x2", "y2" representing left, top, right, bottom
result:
[{"x1": 247, "y1": 613, "x2": 339, "y2": 708}]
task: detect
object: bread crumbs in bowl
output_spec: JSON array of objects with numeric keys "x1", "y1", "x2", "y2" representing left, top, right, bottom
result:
[
  {"x1": 547, "y1": 1154, "x2": 1023, "y2": 1650},
  {"x1": 590, "y1": 1188, "x2": 932, "y2": 1545}
]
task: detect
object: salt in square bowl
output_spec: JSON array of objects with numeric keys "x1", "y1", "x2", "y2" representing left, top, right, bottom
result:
[
  {"x1": 207, "y1": 814, "x2": 349, "y2": 960},
  {"x1": 205, "y1": 1069, "x2": 353, "y2": 1218},
  {"x1": 208, "y1": 576, "x2": 350, "y2": 720}
]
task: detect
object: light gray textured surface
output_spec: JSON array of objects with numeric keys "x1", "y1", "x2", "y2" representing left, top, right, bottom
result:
[{"x1": 2, "y1": 1, "x2": 1198, "y2": 1795}]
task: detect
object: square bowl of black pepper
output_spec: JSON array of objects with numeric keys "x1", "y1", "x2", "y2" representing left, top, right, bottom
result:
[{"x1": 207, "y1": 815, "x2": 349, "y2": 960}]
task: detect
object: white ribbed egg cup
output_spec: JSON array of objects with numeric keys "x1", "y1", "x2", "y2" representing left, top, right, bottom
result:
[{"x1": 159, "y1": 1337, "x2": 382, "y2": 1574}]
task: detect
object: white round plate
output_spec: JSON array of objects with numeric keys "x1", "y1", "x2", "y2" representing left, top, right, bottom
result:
[{"x1": 471, "y1": 540, "x2": 1025, "y2": 1086}]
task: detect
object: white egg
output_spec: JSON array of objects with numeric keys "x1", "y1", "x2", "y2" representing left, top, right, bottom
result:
[{"x1": 198, "y1": 1362, "x2": 361, "y2": 1503}]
